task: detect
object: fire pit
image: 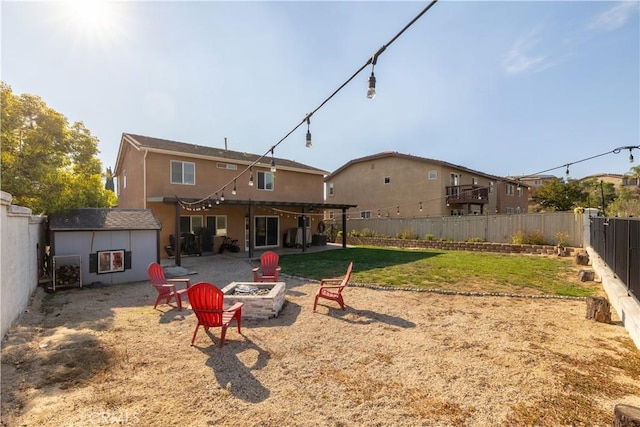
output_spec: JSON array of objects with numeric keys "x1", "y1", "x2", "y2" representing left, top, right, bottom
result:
[{"x1": 221, "y1": 282, "x2": 286, "y2": 320}]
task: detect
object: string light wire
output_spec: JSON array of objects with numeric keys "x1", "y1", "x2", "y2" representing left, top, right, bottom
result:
[{"x1": 177, "y1": 0, "x2": 440, "y2": 208}]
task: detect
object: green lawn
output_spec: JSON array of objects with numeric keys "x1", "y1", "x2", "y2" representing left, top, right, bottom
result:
[{"x1": 279, "y1": 246, "x2": 597, "y2": 297}]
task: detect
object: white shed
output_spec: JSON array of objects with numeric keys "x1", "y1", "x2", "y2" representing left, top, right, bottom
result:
[{"x1": 48, "y1": 208, "x2": 162, "y2": 286}]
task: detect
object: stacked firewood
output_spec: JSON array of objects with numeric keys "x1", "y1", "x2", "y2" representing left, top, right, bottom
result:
[{"x1": 55, "y1": 265, "x2": 80, "y2": 287}]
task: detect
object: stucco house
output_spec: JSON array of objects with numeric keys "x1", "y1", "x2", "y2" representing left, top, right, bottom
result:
[
  {"x1": 324, "y1": 152, "x2": 528, "y2": 219},
  {"x1": 113, "y1": 133, "x2": 355, "y2": 263}
]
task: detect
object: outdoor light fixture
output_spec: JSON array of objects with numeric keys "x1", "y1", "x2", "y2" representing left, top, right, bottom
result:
[
  {"x1": 305, "y1": 115, "x2": 312, "y2": 148},
  {"x1": 232, "y1": 179, "x2": 237, "y2": 195},
  {"x1": 367, "y1": 71, "x2": 376, "y2": 99},
  {"x1": 270, "y1": 149, "x2": 276, "y2": 172}
]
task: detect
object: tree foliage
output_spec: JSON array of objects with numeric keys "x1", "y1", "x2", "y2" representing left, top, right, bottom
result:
[
  {"x1": 532, "y1": 178, "x2": 587, "y2": 211},
  {"x1": 1, "y1": 82, "x2": 116, "y2": 214}
]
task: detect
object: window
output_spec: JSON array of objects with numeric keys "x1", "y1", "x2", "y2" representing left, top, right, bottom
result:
[
  {"x1": 517, "y1": 186, "x2": 523, "y2": 197},
  {"x1": 506, "y1": 207, "x2": 515, "y2": 214},
  {"x1": 361, "y1": 211, "x2": 371, "y2": 219},
  {"x1": 180, "y1": 215, "x2": 203, "y2": 234},
  {"x1": 217, "y1": 162, "x2": 237, "y2": 170},
  {"x1": 472, "y1": 177, "x2": 478, "y2": 185},
  {"x1": 384, "y1": 176, "x2": 391, "y2": 184},
  {"x1": 97, "y1": 250, "x2": 125, "y2": 274},
  {"x1": 171, "y1": 161, "x2": 195, "y2": 185},
  {"x1": 122, "y1": 170, "x2": 127, "y2": 189},
  {"x1": 506, "y1": 184, "x2": 514, "y2": 196},
  {"x1": 206, "y1": 215, "x2": 227, "y2": 236},
  {"x1": 255, "y1": 216, "x2": 279, "y2": 247},
  {"x1": 489, "y1": 181, "x2": 494, "y2": 194},
  {"x1": 428, "y1": 170, "x2": 437, "y2": 180},
  {"x1": 328, "y1": 182, "x2": 334, "y2": 196},
  {"x1": 257, "y1": 171, "x2": 274, "y2": 190}
]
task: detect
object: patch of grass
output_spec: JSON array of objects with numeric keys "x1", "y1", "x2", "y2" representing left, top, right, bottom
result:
[{"x1": 279, "y1": 246, "x2": 596, "y2": 297}]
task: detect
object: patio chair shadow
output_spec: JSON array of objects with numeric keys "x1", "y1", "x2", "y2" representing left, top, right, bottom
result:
[
  {"x1": 194, "y1": 336, "x2": 270, "y2": 403},
  {"x1": 157, "y1": 308, "x2": 190, "y2": 324},
  {"x1": 242, "y1": 300, "x2": 302, "y2": 329},
  {"x1": 325, "y1": 306, "x2": 416, "y2": 328}
]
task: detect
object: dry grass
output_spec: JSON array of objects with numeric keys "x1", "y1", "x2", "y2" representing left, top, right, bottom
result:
[{"x1": 1, "y1": 268, "x2": 639, "y2": 426}]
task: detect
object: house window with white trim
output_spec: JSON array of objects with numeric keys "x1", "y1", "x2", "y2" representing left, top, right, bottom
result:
[
  {"x1": 328, "y1": 182, "x2": 334, "y2": 196},
  {"x1": 171, "y1": 161, "x2": 195, "y2": 185},
  {"x1": 428, "y1": 170, "x2": 437, "y2": 180},
  {"x1": 506, "y1": 184, "x2": 514, "y2": 196},
  {"x1": 361, "y1": 211, "x2": 371, "y2": 219}
]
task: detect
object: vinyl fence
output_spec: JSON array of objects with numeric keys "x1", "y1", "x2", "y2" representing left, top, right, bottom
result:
[{"x1": 334, "y1": 212, "x2": 585, "y2": 248}]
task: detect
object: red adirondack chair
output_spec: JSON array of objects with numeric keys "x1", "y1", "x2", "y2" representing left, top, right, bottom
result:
[
  {"x1": 147, "y1": 262, "x2": 192, "y2": 310},
  {"x1": 313, "y1": 262, "x2": 353, "y2": 312},
  {"x1": 252, "y1": 251, "x2": 281, "y2": 282},
  {"x1": 187, "y1": 282, "x2": 244, "y2": 347}
]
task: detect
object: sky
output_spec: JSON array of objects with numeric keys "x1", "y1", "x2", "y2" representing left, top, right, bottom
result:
[{"x1": 2, "y1": 0, "x2": 639, "y2": 181}]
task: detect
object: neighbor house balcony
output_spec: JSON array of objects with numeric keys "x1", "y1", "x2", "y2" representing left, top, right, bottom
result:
[{"x1": 446, "y1": 185, "x2": 489, "y2": 204}]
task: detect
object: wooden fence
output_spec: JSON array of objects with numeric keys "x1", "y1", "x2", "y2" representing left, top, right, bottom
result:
[{"x1": 331, "y1": 212, "x2": 585, "y2": 247}]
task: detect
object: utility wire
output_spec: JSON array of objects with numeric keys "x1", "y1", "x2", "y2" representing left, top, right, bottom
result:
[{"x1": 179, "y1": 0, "x2": 440, "y2": 207}]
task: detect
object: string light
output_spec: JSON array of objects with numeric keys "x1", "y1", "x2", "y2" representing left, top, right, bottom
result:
[
  {"x1": 367, "y1": 66, "x2": 377, "y2": 99},
  {"x1": 175, "y1": 0, "x2": 441, "y2": 210},
  {"x1": 629, "y1": 148, "x2": 634, "y2": 163},
  {"x1": 270, "y1": 148, "x2": 276, "y2": 173},
  {"x1": 305, "y1": 114, "x2": 312, "y2": 148},
  {"x1": 232, "y1": 179, "x2": 237, "y2": 195},
  {"x1": 220, "y1": 192, "x2": 225, "y2": 202}
]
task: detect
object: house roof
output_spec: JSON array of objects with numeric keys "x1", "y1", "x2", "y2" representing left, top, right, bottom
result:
[
  {"x1": 49, "y1": 208, "x2": 162, "y2": 231},
  {"x1": 115, "y1": 133, "x2": 328, "y2": 175},
  {"x1": 324, "y1": 151, "x2": 522, "y2": 184}
]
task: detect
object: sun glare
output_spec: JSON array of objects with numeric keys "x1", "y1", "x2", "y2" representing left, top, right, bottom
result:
[{"x1": 60, "y1": 0, "x2": 125, "y2": 47}]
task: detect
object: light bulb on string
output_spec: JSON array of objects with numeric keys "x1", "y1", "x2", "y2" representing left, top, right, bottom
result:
[
  {"x1": 367, "y1": 70, "x2": 376, "y2": 99},
  {"x1": 270, "y1": 149, "x2": 276, "y2": 172},
  {"x1": 249, "y1": 167, "x2": 254, "y2": 186},
  {"x1": 419, "y1": 202, "x2": 423, "y2": 212},
  {"x1": 232, "y1": 180, "x2": 237, "y2": 195},
  {"x1": 305, "y1": 115, "x2": 312, "y2": 148},
  {"x1": 220, "y1": 192, "x2": 225, "y2": 202},
  {"x1": 565, "y1": 165, "x2": 570, "y2": 179},
  {"x1": 629, "y1": 148, "x2": 634, "y2": 163}
]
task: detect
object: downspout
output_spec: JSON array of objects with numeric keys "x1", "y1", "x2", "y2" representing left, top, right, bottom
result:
[
  {"x1": 302, "y1": 207, "x2": 307, "y2": 252},
  {"x1": 143, "y1": 149, "x2": 148, "y2": 209},
  {"x1": 248, "y1": 202, "x2": 254, "y2": 258}
]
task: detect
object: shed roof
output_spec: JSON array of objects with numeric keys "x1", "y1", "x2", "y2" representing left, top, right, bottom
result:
[{"x1": 49, "y1": 208, "x2": 162, "y2": 231}]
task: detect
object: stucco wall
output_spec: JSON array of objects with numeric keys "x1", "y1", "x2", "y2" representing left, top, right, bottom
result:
[{"x1": 1, "y1": 191, "x2": 47, "y2": 339}]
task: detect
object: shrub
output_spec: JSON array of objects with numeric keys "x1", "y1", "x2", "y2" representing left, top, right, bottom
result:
[
  {"x1": 349, "y1": 229, "x2": 361, "y2": 237},
  {"x1": 360, "y1": 228, "x2": 377, "y2": 237},
  {"x1": 555, "y1": 232, "x2": 570, "y2": 246},
  {"x1": 511, "y1": 229, "x2": 545, "y2": 245},
  {"x1": 396, "y1": 229, "x2": 418, "y2": 240},
  {"x1": 425, "y1": 234, "x2": 435, "y2": 241}
]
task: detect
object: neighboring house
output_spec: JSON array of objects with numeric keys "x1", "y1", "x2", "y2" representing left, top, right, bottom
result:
[
  {"x1": 580, "y1": 173, "x2": 639, "y2": 188},
  {"x1": 113, "y1": 133, "x2": 354, "y2": 262},
  {"x1": 324, "y1": 152, "x2": 528, "y2": 219},
  {"x1": 508, "y1": 174, "x2": 557, "y2": 189},
  {"x1": 48, "y1": 208, "x2": 162, "y2": 286}
]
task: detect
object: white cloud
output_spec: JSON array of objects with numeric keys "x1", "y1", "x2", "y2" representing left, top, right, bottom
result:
[
  {"x1": 587, "y1": 1, "x2": 638, "y2": 32},
  {"x1": 502, "y1": 31, "x2": 548, "y2": 75}
]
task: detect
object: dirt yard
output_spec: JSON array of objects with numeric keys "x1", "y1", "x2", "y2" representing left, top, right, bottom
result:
[{"x1": 1, "y1": 258, "x2": 639, "y2": 426}]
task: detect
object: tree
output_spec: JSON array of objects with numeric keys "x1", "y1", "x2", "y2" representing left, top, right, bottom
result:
[
  {"x1": 532, "y1": 178, "x2": 587, "y2": 211},
  {"x1": 0, "y1": 82, "x2": 116, "y2": 214},
  {"x1": 607, "y1": 187, "x2": 640, "y2": 217}
]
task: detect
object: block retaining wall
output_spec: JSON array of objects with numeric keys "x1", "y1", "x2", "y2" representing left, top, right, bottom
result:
[{"x1": 339, "y1": 236, "x2": 584, "y2": 257}]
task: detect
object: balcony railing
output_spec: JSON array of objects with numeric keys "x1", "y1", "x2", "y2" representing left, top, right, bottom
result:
[{"x1": 446, "y1": 185, "x2": 489, "y2": 204}]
